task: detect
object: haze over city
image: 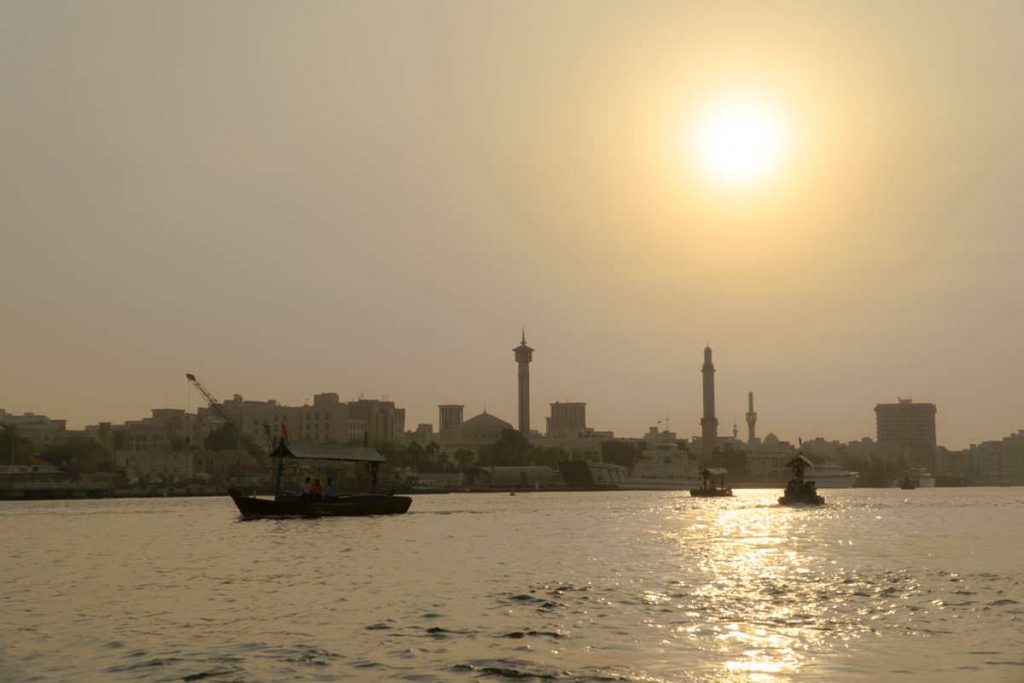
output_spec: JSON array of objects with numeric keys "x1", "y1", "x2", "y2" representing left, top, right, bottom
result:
[{"x1": 3, "y1": 2, "x2": 1023, "y2": 449}]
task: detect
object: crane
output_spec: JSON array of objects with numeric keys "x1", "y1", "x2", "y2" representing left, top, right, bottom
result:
[
  {"x1": 185, "y1": 373, "x2": 235, "y2": 426},
  {"x1": 186, "y1": 373, "x2": 267, "y2": 454}
]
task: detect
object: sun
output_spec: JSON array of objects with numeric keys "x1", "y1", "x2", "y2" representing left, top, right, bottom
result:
[{"x1": 690, "y1": 98, "x2": 791, "y2": 189}]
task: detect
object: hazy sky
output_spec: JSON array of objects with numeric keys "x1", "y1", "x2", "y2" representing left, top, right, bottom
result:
[{"x1": 2, "y1": 1, "x2": 1022, "y2": 449}]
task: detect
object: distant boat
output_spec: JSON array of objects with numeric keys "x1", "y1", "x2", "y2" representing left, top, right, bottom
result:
[
  {"x1": 779, "y1": 454, "x2": 825, "y2": 506},
  {"x1": 893, "y1": 468, "x2": 934, "y2": 489},
  {"x1": 805, "y1": 463, "x2": 859, "y2": 488},
  {"x1": 228, "y1": 440, "x2": 412, "y2": 519},
  {"x1": 898, "y1": 475, "x2": 917, "y2": 490},
  {"x1": 558, "y1": 451, "x2": 700, "y2": 491},
  {"x1": 628, "y1": 442, "x2": 701, "y2": 490},
  {"x1": 690, "y1": 467, "x2": 733, "y2": 497}
]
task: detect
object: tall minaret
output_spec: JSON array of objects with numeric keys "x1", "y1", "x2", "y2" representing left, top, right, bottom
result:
[
  {"x1": 514, "y1": 331, "x2": 534, "y2": 435},
  {"x1": 746, "y1": 391, "x2": 758, "y2": 444},
  {"x1": 700, "y1": 346, "x2": 718, "y2": 458}
]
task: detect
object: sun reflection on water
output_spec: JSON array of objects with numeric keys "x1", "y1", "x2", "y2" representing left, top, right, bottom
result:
[{"x1": 657, "y1": 493, "x2": 839, "y2": 680}]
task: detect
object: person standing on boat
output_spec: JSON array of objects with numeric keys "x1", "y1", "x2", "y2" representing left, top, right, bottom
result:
[
  {"x1": 310, "y1": 478, "x2": 324, "y2": 500},
  {"x1": 325, "y1": 477, "x2": 337, "y2": 499},
  {"x1": 302, "y1": 476, "x2": 312, "y2": 499}
]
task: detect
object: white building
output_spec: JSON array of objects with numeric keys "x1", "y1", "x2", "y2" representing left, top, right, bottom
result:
[{"x1": 0, "y1": 409, "x2": 70, "y2": 448}]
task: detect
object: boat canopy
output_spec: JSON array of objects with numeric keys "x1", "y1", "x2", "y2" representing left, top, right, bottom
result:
[
  {"x1": 786, "y1": 454, "x2": 815, "y2": 468},
  {"x1": 701, "y1": 467, "x2": 728, "y2": 476},
  {"x1": 270, "y1": 440, "x2": 386, "y2": 463}
]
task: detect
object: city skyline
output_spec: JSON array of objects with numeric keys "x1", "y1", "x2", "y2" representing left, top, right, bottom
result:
[
  {"x1": 3, "y1": 2, "x2": 1023, "y2": 450},
  {"x1": 0, "y1": 337, "x2": 1006, "y2": 451}
]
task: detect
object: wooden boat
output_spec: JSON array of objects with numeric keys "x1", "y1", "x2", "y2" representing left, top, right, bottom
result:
[
  {"x1": 898, "y1": 476, "x2": 917, "y2": 490},
  {"x1": 690, "y1": 467, "x2": 733, "y2": 497},
  {"x1": 229, "y1": 439, "x2": 412, "y2": 519},
  {"x1": 230, "y1": 489, "x2": 411, "y2": 518},
  {"x1": 779, "y1": 453, "x2": 825, "y2": 506}
]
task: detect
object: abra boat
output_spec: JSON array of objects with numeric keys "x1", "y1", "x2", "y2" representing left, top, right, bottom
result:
[
  {"x1": 779, "y1": 454, "x2": 825, "y2": 506},
  {"x1": 229, "y1": 440, "x2": 412, "y2": 519},
  {"x1": 690, "y1": 467, "x2": 733, "y2": 497}
]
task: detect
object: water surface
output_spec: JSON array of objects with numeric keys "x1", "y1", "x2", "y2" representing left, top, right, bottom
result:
[{"x1": 2, "y1": 489, "x2": 1022, "y2": 681}]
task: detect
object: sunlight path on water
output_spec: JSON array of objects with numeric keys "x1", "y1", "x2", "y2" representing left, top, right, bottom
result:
[{"x1": 0, "y1": 489, "x2": 1022, "y2": 681}]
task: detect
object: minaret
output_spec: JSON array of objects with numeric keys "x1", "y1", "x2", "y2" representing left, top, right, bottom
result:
[
  {"x1": 700, "y1": 346, "x2": 718, "y2": 459},
  {"x1": 514, "y1": 331, "x2": 534, "y2": 435},
  {"x1": 746, "y1": 391, "x2": 758, "y2": 444}
]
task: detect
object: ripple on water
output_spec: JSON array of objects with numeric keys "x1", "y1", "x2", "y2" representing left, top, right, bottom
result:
[{"x1": 2, "y1": 491, "x2": 1023, "y2": 681}]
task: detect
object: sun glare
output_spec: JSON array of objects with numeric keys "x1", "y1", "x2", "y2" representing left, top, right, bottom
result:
[{"x1": 690, "y1": 99, "x2": 791, "y2": 189}]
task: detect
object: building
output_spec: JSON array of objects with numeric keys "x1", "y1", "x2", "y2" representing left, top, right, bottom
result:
[
  {"x1": 744, "y1": 432, "x2": 797, "y2": 483},
  {"x1": 0, "y1": 409, "x2": 71, "y2": 448},
  {"x1": 874, "y1": 398, "x2": 937, "y2": 471},
  {"x1": 438, "y1": 404, "x2": 464, "y2": 435},
  {"x1": 348, "y1": 398, "x2": 406, "y2": 445},
  {"x1": 546, "y1": 402, "x2": 587, "y2": 438},
  {"x1": 958, "y1": 431, "x2": 1024, "y2": 486},
  {"x1": 439, "y1": 411, "x2": 515, "y2": 454},
  {"x1": 514, "y1": 332, "x2": 534, "y2": 434},
  {"x1": 745, "y1": 391, "x2": 758, "y2": 444},
  {"x1": 406, "y1": 423, "x2": 436, "y2": 446},
  {"x1": 700, "y1": 346, "x2": 719, "y2": 460},
  {"x1": 209, "y1": 392, "x2": 406, "y2": 448},
  {"x1": 101, "y1": 408, "x2": 201, "y2": 453}
]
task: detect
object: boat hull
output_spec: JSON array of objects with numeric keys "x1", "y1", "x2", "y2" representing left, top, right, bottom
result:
[
  {"x1": 229, "y1": 490, "x2": 412, "y2": 519},
  {"x1": 778, "y1": 493, "x2": 825, "y2": 506},
  {"x1": 690, "y1": 488, "x2": 733, "y2": 497}
]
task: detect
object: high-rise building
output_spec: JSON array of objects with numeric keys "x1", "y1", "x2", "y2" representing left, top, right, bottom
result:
[
  {"x1": 546, "y1": 402, "x2": 587, "y2": 438},
  {"x1": 875, "y1": 398, "x2": 937, "y2": 470},
  {"x1": 746, "y1": 391, "x2": 758, "y2": 444},
  {"x1": 700, "y1": 346, "x2": 719, "y2": 458},
  {"x1": 514, "y1": 331, "x2": 534, "y2": 434},
  {"x1": 438, "y1": 404, "x2": 464, "y2": 435}
]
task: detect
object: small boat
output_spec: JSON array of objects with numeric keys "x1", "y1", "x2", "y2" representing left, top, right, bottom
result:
[
  {"x1": 898, "y1": 476, "x2": 917, "y2": 490},
  {"x1": 893, "y1": 468, "x2": 934, "y2": 489},
  {"x1": 690, "y1": 467, "x2": 733, "y2": 497},
  {"x1": 229, "y1": 439, "x2": 412, "y2": 519},
  {"x1": 230, "y1": 490, "x2": 411, "y2": 518},
  {"x1": 779, "y1": 454, "x2": 825, "y2": 506}
]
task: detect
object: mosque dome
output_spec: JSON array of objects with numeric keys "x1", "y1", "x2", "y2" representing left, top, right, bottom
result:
[
  {"x1": 450, "y1": 412, "x2": 514, "y2": 445},
  {"x1": 764, "y1": 432, "x2": 780, "y2": 445}
]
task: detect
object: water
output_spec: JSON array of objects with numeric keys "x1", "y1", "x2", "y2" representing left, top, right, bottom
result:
[{"x1": 2, "y1": 489, "x2": 1022, "y2": 682}]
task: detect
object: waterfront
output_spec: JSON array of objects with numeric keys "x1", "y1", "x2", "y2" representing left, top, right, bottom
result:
[{"x1": 1, "y1": 489, "x2": 1022, "y2": 681}]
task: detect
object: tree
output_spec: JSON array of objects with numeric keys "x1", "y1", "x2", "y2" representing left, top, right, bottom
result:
[
  {"x1": 601, "y1": 439, "x2": 643, "y2": 471},
  {"x1": 478, "y1": 429, "x2": 531, "y2": 466},
  {"x1": 0, "y1": 425, "x2": 35, "y2": 466},
  {"x1": 40, "y1": 437, "x2": 112, "y2": 472},
  {"x1": 453, "y1": 448, "x2": 476, "y2": 473}
]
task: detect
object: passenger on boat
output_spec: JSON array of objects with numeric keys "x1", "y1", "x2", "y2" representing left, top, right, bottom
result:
[
  {"x1": 302, "y1": 476, "x2": 312, "y2": 498},
  {"x1": 310, "y1": 478, "x2": 324, "y2": 501},
  {"x1": 325, "y1": 477, "x2": 337, "y2": 499}
]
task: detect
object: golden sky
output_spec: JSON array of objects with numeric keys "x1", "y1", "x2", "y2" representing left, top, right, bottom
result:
[{"x1": 2, "y1": 1, "x2": 1022, "y2": 448}]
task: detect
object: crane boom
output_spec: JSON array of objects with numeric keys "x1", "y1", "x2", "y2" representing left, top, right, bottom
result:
[
  {"x1": 185, "y1": 373, "x2": 235, "y2": 426},
  {"x1": 186, "y1": 373, "x2": 267, "y2": 454}
]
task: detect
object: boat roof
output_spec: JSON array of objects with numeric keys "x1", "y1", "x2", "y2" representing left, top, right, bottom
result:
[
  {"x1": 702, "y1": 467, "x2": 728, "y2": 476},
  {"x1": 786, "y1": 454, "x2": 815, "y2": 467},
  {"x1": 271, "y1": 440, "x2": 386, "y2": 463}
]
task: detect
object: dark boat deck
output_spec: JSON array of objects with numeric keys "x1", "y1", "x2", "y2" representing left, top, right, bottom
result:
[{"x1": 229, "y1": 490, "x2": 412, "y2": 519}]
